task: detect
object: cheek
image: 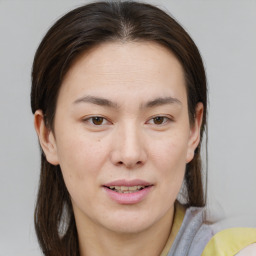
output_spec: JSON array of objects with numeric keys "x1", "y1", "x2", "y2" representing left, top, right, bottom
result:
[
  {"x1": 56, "y1": 135, "x2": 110, "y2": 210},
  {"x1": 151, "y1": 134, "x2": 189, "y2": 172},
  {"x1": 156, "y1": 145, "x2": 186, "y2": 190},
  {"x1": 149, "y1": 133, "x2": 189, "y2": 195},
  {"x1": 147, "y1": 137, "x2": 188, "y2": 214},
  {"x1": 55, "y1": 129, "x2": 109, "y2": 188}
]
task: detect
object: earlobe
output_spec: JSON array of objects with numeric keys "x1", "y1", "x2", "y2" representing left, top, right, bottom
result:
[
  {"x1": 34, "y1": 110, "x2": 59, "y2": 165},
  {"x1": 186, "y1": 102, "x2": 204, "y2": 163}
]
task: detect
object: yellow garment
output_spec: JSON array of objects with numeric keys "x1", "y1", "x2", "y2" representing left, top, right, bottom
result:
[
  {"x1": 160, "y1": 202, "x2": 185, "y2": 256},
  {"x1": 159, "y1": 202, "x2": 256, "y2": 256},
  {"x1": 201, "y1": 228, "x2": 256, "y2": 256}
]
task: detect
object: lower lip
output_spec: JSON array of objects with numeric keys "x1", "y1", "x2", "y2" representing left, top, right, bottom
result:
[{"x1": 103, "y1": 186, "x2": 152, "y2": 205}]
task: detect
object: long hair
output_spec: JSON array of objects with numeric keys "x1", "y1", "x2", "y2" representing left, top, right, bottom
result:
[{"x1": 31, "y1": 1, "x2": 207, "y2": 255}]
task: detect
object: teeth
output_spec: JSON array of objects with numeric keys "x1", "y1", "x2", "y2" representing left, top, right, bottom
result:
[
  {"x1": 121, "y1": 186, "x2": 127, "y2": 191},
  {"x1": 108, "y1": 185, "x2": 146, "y2": 193}
]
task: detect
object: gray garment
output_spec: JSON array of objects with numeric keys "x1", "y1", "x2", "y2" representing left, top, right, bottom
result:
[{"x1": 167, "y1": 207, "x2": 214, "y2": 256}]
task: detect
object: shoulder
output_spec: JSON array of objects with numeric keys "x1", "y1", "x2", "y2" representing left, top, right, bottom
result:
[
  {"x1": 169, "y1": 205, "x2": 256, "y2": 256},
  {"x1": 201, "y1": 227, "x2": 256, "y2": 256},
  {"x1": 236, "y1": 243, "x2": 256, "y2": 256},
  {"x1": 168, "y1": 206, "x2": 215, "y2": 255}
]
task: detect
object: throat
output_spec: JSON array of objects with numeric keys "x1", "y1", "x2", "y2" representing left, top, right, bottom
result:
[{"x1": 76, "y1": 202, "x2": 175, "y2": 256}]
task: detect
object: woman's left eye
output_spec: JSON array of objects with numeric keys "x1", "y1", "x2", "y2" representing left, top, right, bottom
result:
[{"x1": 147, "y1": 116, "x2": 171, "y2": 125}]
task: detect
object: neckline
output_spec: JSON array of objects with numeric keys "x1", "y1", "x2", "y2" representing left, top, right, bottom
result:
[{"x1": 160, "y1": 201, "x2": 186, "y2": 256}]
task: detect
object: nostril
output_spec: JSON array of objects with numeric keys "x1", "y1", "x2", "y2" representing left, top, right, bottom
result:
[{"x1": 116, "y1": 160, "x2": 143, "y2": 168}]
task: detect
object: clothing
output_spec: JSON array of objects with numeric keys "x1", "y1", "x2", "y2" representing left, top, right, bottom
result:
[{"x1": 160, "y1": 202, "x2": 256, "y2": 256}]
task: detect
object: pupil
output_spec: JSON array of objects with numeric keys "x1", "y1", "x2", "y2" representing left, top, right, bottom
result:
[
  {"x1": 154, "y1": 117, "x2": 164, "y2": 124},
  {"x1": 92, "y1": 117, "x2": 103, "y2": 125}
]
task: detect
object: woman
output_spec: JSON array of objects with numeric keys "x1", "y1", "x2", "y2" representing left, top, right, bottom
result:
[{"x1": 31, "y1": 1, "x2": 256, "y2": 255}]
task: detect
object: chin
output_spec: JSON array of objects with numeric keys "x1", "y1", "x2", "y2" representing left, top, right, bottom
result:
[
  {"x1": 99, "y1": 209, "x2": 162, "y2": 235},
  {"x1": 106, "y1": 219, "x2": 153, "y2": 234}
]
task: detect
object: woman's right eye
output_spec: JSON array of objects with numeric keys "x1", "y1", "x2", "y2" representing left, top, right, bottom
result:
[{"x1": 83, "y1": 116, "x2": 110, "y2": 126}]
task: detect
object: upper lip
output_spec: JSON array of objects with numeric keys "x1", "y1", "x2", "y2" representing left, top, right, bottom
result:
[{"x1": 103, "y1": 179, "x2": 152, "y2": 187}]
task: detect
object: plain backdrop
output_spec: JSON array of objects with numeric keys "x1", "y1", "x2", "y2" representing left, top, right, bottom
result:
[{"x1": 0, "y1": 0, "x2": 255, "y2": 255}]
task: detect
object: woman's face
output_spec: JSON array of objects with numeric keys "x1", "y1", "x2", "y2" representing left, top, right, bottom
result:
[{"x1": 38, "y1": 41, "x2": 202, "y2": 234}]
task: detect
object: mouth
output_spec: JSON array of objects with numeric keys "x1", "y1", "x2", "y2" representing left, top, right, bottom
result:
[
  {"x1": 102, "y1": 179, "x2": 153, "y2": 204},
  {"x1": 104, "y1": 185, "x2": 151, "y2": 193}
]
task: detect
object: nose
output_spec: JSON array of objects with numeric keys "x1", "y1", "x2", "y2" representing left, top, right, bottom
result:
[{"x1": 110, "y1": 123, "x2": 147, "y2": 169}]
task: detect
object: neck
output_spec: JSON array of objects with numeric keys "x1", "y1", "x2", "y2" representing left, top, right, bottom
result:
[{"x1": 76, "y1": 206, "x2": 174, "y2": 256}]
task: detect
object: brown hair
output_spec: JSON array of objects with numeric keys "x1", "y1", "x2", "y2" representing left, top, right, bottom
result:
[{"x1": 31, "y1": 1, "x2": 207, "y2": 255}]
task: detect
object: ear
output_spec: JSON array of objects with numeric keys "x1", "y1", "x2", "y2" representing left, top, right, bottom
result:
[
  {"x1": 34, "y1": 110, "x2": 59, "y2": 165},
  {"x1": 186, "y1": 102, "x2": 204, "y2": 163}
]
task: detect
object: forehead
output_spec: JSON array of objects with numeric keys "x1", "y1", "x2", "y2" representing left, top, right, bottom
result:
[{"x1": 59, "y1": 41, "x2": 187, "y2": 104}]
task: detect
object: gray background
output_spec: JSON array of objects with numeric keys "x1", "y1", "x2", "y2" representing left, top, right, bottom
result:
[{"x1": 0, "y1": 0, "x2": 255, "y2": 255}]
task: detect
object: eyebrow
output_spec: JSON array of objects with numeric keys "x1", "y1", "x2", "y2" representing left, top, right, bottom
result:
[
  {"x1": 143, "y1": 97, "x2": 182, "y2": 108},
  {"x1": 73, "y1": 95, "x2": 119, "y2": 108},
  {"x1": 73, "y1": 95, "x2": 182, "y2": 108}
]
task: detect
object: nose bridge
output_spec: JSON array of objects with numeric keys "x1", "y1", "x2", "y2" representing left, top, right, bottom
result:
[{"x1": 111, "y1": 120, "x2": 146, "y2": 168}]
